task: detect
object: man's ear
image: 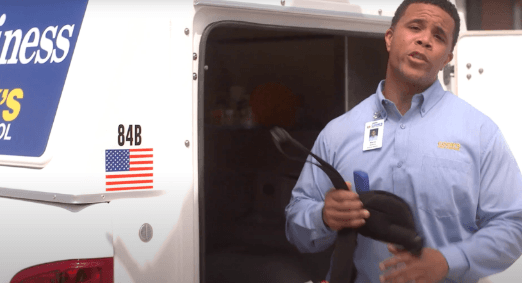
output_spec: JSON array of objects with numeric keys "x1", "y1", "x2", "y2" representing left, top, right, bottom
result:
[
  {"x1": 442, "y1": 52, "x2": 454, "y2": 70},
  {"x1": 385, "y1": 28, "x2": 394, "y2": 52}
]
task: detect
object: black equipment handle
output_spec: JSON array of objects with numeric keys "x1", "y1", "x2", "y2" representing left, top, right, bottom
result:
[
  {"x1": 270, "y1": 127, "x2": 349, "y2": 191},
  {"x1": 271, "y1": 126, "x2": 357, "y2": 283}
]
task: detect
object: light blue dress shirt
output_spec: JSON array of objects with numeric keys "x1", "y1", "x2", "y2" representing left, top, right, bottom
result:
[{"x1": 285, "y1": 79, "x2": 522, "y2": 282}]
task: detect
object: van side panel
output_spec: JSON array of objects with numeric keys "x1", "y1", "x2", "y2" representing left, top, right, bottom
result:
[
  {"x1": 0, "y1": 198, "x2": 112, "y2": 282},
  {"x1": 74, "y1": 0, "x2": 197, "y2": 281}
]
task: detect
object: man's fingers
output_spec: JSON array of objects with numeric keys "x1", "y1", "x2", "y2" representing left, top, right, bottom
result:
[
  {"x1": 328, "y1": 199, "x2": 364, "y2": 212},
  {"x1": 328, "y1": 208, "x2": 369, "y2": 220},
  {"x1": 388, "y1": 243, "x2": 398, "y2": 254},
  {"x1": 330, "y1": 193, "x2": 360, "y2": 203},
  {"x1": 331, "y1": 218, "x2": 366, "y2": 229},
  {"x1": 379, "y1": 254, "x2": 413, "y2": 272},
  {"x1": 379, "y1": 263, "x2": 422, "y2": 283},
  {"x1": 324, "y1": 199, "x2": 370, "y2": 226},
  {"x1": 379, "y1": 253, "x2": 420, "y2": 283},
  {"x1": 387, "y1": 243, "x2": 407, "y2": 254},
  {"x1": 324, "y1": 182, "x2": 370, "y2": 230},
  {"x1": 329, "y1": 189, "x2": 360, "y2": 202}
]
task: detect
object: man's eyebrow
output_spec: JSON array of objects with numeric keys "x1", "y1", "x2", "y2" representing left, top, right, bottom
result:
[
  {"x1": 406, "y1": 18, "x2": 426, "y2": 25},
  {"x1": 406, "y1": 18, "x2": 448, "y2": 39}
]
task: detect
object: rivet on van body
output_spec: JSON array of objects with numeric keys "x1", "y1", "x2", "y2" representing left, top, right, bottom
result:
[
  {"x1": 281, "y1": 0, "x2": 285, "y2": 6},
  {"x1": 466, "y1": 63, "x2": 471, "y2": 69},
  {"x1": 139, "y1": 223, "x2": 153, "y2": 243},
  {"x1": 378, "y1": 9, "x2": 382, "y2": 16},
  {"x1": 193, "y1": 73, "x2": 198, "y2": 80},
  {"x1": 101, "y1": 195, "x2": 105, "y2": 199},
  {"x1": 467, "y1": 74, "x2": 471, "y2": 80},
  {"x1": 193, "y1": 53, "x2": 197, "y2": 60},
  {"x1": 479, "y1": 68, "x2": 483, "y2": 74},
  {"x1": 184, "y1": 28, "x2": 190, "y2": 35},
  {"x1": 185, "y1": 140, "x2": 190, "y2": 147}
]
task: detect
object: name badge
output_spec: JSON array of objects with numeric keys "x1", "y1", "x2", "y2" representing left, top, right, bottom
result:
[{"x1": 363, "y1": 119, "x2": 384, "y2": 151}]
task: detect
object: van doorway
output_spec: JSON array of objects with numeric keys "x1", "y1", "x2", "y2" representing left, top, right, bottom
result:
[{"x1": 198, "y1": 22, "x2": 387, "y2": 283}]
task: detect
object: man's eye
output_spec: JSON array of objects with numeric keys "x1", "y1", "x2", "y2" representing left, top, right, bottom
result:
[
  {"x1": 436, "y1": 35, "x2": 445, "y2": 42},
  {"x1": 410, "y1": 26, "x2": 420, "y2": 30}
]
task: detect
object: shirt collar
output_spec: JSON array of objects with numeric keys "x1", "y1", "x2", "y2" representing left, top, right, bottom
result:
[{"x1": 374, "y1": 79, "x2": 446, "y2": 118}]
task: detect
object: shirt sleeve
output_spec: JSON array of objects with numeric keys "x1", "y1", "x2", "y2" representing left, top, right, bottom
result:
[
  {"x1": 439, "y1": 129, "x2": 522, "y2": 282},
  {"x1": 285, "y1": 129, "x2": 338, "y2": 253}
]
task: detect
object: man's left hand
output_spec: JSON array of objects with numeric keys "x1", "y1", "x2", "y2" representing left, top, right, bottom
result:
[{"x1": 379, "y1": 244, "x2": 449, "y2": 283}]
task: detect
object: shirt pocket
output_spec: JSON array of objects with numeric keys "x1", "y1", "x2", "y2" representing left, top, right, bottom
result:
[{"x1": 418, "y1": 155, "x2": 472, "y2": 218}]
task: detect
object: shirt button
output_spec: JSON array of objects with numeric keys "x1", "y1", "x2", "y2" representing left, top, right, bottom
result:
[
  {"x1": 400, "y1": 124, "x2": 406, "y2": 129},
  {"x1": 397, "y1": 162, "x2": 403, "y2": 168}
]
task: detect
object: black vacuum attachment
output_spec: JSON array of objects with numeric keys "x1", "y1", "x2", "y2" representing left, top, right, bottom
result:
[{"x1": 271, "y1": 127, "x2": 424, "y2": 283}]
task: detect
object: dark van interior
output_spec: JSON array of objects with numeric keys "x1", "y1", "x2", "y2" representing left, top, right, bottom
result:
[{"x1": 199, "y1": 22, "x2": 388, "y2": 283}]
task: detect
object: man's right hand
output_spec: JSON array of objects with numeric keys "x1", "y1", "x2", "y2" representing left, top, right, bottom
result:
[{"x1": 322, "y1": 182, "x2": 370, "y2": 231}]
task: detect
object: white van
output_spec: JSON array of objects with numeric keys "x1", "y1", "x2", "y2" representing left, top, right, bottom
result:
[{"x1": 1, "y1": 0, "x2": 520, "y2": 282}]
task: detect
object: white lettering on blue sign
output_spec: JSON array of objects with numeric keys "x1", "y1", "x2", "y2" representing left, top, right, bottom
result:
[
  {"x1": 0, "y1": 0, "x2": 89, "y2": 157},
  {"x1": 0, "y1": 123, "x2": 12, "y2": 140},
  {"x1": 0, "y1": 14, "x2": 75, "y2": 65}
]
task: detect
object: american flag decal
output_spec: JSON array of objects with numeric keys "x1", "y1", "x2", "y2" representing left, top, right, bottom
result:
[{"x1": 105, "y1": 148, "x2": 153, "y2": 191}]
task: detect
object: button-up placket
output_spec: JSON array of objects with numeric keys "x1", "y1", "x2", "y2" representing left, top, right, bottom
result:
[{"x1": 383, "y1": 94, "x2": 424, "y2": 196}]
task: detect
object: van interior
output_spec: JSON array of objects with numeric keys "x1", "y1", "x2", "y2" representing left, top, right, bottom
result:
[{"x1": 199, "y1": 22, "x2": 388, "y2": 283}]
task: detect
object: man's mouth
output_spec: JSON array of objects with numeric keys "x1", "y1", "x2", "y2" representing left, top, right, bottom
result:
[{"x1": 409, "y1": 51, "x2": 427, "y2": 62}]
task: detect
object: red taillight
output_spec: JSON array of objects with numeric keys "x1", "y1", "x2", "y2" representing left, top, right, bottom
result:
[{"x1": 10, "y1": 257, "x2": 113, "y2": 283}]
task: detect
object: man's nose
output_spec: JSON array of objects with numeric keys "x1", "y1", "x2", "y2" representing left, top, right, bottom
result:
[{"x1": 415, "y1": 32, "x2": 432, "y2": 48}]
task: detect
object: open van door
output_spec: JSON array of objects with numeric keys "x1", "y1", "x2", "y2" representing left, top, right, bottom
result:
[
  {"x1": 455, "y1": 30, "x2": 522, "y2": 283},
  {"x1": 192, "y1": 1, "x2": 396, "y2": 282}
]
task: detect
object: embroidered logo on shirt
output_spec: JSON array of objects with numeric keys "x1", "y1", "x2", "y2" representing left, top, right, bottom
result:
[{"x1": 438, "y1": 142, "x2": 461, "y2": 151}]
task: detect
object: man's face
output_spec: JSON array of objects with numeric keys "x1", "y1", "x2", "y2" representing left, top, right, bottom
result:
[
  {"x1": 385, "y1": 3, "x2": 455, "y2": 87},
  {"x1": 371, "y1": 131, "x2": 376, "y2": 137}
]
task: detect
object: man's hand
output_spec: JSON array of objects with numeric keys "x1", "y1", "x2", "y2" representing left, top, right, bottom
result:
[
  {"x1": 322, "y1": 182, "x2": 370, "y2": 231},
  {"x1": 379, "y1": 244, "x2": 449, "y2": 283}
]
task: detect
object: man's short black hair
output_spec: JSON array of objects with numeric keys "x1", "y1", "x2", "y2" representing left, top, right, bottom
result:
[{"x1": 391, "y1": 0, "x2": 460, "y2": 52}]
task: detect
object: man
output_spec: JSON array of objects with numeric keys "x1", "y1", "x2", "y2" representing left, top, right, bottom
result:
[
  {"x1": 369, "y1": 129, "x2": 379, "y2": 142},
  {"x1": 285, "y1": 0, "x2": 522, "y2": 282}
]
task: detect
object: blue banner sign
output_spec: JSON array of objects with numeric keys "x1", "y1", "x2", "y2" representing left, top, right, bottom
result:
[{"x1": 0, "y1": 0, "x2": 89, "y2": 157}]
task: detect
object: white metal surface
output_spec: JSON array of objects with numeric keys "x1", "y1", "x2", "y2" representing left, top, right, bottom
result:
[
  {"x1": 194, "y1": 0, "x2": 393, "y2": 26},
  {"x1": 0, "y1": 186, "x2": 165, "y2": 204},
  {"x1": 456, "y1": 31, "x2": 522, "y2": 161},
  {"x1": 198, "y1": 0, "x2": 403, "y2": 17},
  {"x1": 456, "y1": 30, "x2": 522, "y2": 283},
  {"x1": 0, "y1": 198, "x2": 112, "y2": 282},
  {"x1": 76, "y1": 1, "x2": 196, "y2": 282},
  {"x1": 349, "y1": 0, "x2": 403, "y2": 17},
  {"x1": 2, "y1": 0, "x2": 196, "y2": 281},
  {"x1": 193, "y1": 1, "x2": 391, "y2": 37},
  {"x1": 287, "y1": 0, "x2": 362, "y2": 13},
  {"x1": 0, "y1": 0, "x2": 194, "y2": 198}
]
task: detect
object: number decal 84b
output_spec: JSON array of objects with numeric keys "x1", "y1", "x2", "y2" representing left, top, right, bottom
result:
[{"x1": 118, "y1": 124, "x2": 142, "y2": 146}]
